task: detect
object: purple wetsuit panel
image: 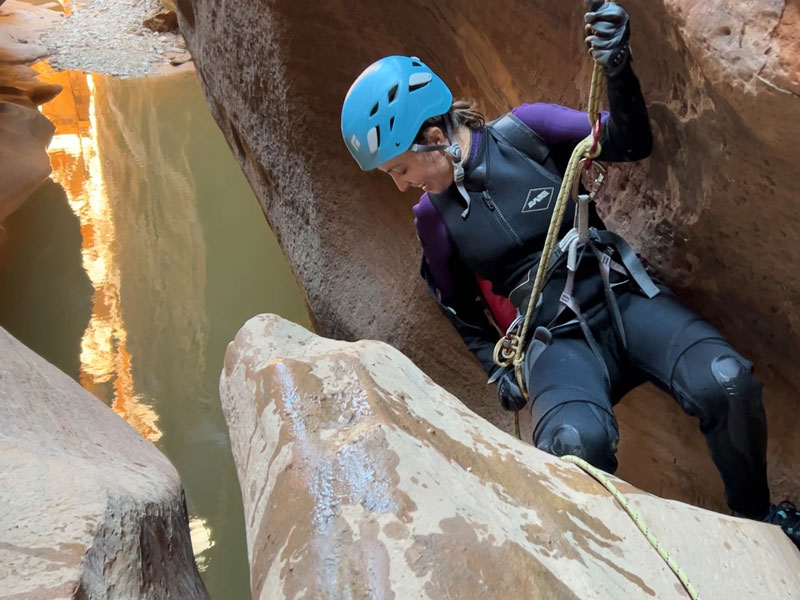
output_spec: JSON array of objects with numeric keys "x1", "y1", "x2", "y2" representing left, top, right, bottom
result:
[
  {"x1": 412, "y1": 193, "x2": 455, "y2": 300},
  {"x1": 511, "y1": 103, "x2": 609, "y2": 145}
]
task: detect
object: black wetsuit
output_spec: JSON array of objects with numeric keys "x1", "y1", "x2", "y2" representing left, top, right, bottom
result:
[{"x1": 412, "y1": 63, "x2": 770, "y2": 519}]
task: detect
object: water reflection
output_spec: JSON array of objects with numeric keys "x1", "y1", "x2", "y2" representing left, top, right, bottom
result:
[
  {"x1": 1, "y1": 64, "x2": 312, "y2": 598},
  {"x1": 190, "y1": 516, "x2": 216, "y2": 573},
  {"x1": 34, "y1": 63, "x2": 163, "y2": 442}
]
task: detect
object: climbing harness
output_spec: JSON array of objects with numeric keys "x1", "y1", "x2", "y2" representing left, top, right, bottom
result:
[
  {"x1": 561, "y1": 455, "x2": 701, "y2": 600},
  {"x1": 491, "y1": 0, "x2": 659, "y2": 433},
  {"x1": 491, "y1": 44, "x2": 606, "y2": 397}
]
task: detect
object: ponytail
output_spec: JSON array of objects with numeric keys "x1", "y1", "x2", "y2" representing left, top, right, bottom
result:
[{"x1": 414, "y1": 98, "x2": 485, "y2": 143}]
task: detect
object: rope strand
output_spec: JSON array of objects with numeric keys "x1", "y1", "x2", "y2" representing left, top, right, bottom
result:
[
  {"x1": 561, "y1": 455, "x2": 701, "y2": 599},
  {"x1": 494, "y1": 59, "x2": 606, "y2": 398}
]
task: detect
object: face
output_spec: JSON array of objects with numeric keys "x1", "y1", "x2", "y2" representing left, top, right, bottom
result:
[{"x1": 377, "y1": 127, "x2": 453, "y2": 194}]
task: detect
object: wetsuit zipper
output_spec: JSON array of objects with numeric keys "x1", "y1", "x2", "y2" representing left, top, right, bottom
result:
[{"x1": 482, "y1": 190, "x2": 522, "y2": 246}]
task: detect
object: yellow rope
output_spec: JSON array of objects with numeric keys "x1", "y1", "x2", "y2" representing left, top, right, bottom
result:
[
  {"x1": 561, "y1": 455, "x2": 701, "y2": 600},
  {"x1": 491, "y1": 58, "x2": 605, "y2": 393},
  {"x1": 492, "y1": 12, "x2": 610, "y2": 447}
]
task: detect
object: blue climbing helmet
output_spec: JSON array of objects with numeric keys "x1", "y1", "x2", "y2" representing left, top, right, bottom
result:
[{"x1": 341, "y1": 56, "x2": 453, "y2": 171}]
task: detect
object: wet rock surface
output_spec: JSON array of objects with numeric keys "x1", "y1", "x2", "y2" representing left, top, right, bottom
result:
[
  {"x1": 0, "y1": 326, "x2": 209, "y2": 599},
  {"x1": 180, "y1": 0, "x2": 800, "y2": 514},
  {"x1": 221, "y1": 313, "x2": 800, "y2": 599}
]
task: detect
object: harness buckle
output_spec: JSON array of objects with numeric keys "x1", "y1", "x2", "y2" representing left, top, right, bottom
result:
[{"x1": 587, "y1": 161, "x2": 607, "y2": 200}]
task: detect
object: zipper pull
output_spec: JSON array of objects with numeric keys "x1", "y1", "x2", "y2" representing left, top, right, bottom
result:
[{"x1": 482, "y1": 190, "x2": 495, "y2": 211}]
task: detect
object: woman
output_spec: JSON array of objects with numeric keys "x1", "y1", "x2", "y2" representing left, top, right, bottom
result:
[{"x1": 340, "y1": 2, "x2": 799, "y2": 547}]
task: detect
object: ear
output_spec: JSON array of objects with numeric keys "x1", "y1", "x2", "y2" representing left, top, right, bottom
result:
[{"x1": 422, "y1": 126, "x2": 447, "y2": 146}]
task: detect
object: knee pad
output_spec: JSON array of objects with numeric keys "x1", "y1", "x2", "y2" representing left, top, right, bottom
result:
[
  {"x1": 540, "y1": 424, "x2": 585, "y2": 458},
  {"x1": 673, "y1": 341, "x2": 763, "y2": 427},
  {"x1": 711, "y1": 356, "x2": 762, "y2": 414},
  {"x1": 534, "y1": 404, "x2": 619, "y2": 473}
]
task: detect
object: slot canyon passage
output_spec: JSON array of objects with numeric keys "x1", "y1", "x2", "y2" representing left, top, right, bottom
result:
[
  {"x1": 176, "y1": 0, "x2": 800, "y2": 514},
  {"x1": 2, "y1": 0, "x2": 800, "y2": 598}
]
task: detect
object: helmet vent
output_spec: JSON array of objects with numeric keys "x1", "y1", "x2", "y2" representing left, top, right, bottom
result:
[
  {"x1": 389, "y1": 116, "x2": 395, "y2": 131},
  {"x1": 369, "y1": 102, "x2": 379, "y2": 117},
  {"x1": 411, "y1": 59, "x2": 422, "y2": 67},
  {"x1": 408, "y1": 72, "x2": 432, "y2": 92},
  {"x1": 387, "y1": 83, "x2": 399, "y2": 104},
  {"x1": 367, "y1": 126, "x2": 379, "y2": 154}
]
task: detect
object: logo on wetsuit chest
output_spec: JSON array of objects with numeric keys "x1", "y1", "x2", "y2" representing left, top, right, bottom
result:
[{"x1": 522, "y1": 187, "x2": 554, "y2": 213}]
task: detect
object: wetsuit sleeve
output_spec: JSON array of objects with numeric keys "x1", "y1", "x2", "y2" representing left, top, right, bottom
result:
[
  {"x1": 414, "y1": 195, "x2": 500, "y2": 377},
  {"x1": 413, "y1": 194, "x2": 455, "y2": 301},
  {"x1": 420, "y1": 257, "x2": 501, "y2": 377},
  {"x1": 455, "y1": 319, "x2": 501, "y2": 377},
  {"x1": 511, "y1": 61, "x2": 652, "y2": 169},
  {"x1": 600, "y1": 61, "x2": 653, "y2": 161}
]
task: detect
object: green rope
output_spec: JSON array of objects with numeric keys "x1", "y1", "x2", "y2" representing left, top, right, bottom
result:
[{"x1": 561, "y1": 454, "x2": 701, "y2": 600}]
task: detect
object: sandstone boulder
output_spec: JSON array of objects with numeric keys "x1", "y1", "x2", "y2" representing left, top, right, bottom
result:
[
  {"x1": 144, "y1": 10, "x2": 178, "y2": 34},
  {"x1": 0, "y1": 0, "x2": 62, "y2": 220},
  {"x1": 0, "y1": 101, "x2": 55, "y2": 221},
  {"x1": 0, "y1": 326, "x2": 209, "y2": 600},
  {"x1": 221, "y1": 313, "x2": 800, "y2": 599},
  {"x1": 179, "y1": 0, "x2": 800, "y2": 513},
  {"x1": 0, "y1": 1, "x2": 63, "y2": 108}
]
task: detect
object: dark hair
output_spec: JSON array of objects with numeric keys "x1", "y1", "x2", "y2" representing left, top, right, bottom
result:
[{"x1": 414, "y1": 98, "x2": 485, "y2": 144}]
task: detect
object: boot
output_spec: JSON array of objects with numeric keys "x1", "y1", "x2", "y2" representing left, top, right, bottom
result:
[{"x1": 763, "y1": 501, "x2": 800, "y2": 551}]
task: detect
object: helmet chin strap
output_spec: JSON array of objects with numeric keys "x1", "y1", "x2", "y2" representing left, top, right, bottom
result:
[{"x1": 410, "y1": 114, "x2": 472, "y2": 218}]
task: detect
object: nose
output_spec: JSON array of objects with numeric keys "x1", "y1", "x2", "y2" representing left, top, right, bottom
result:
[{"x1": 390, "y1": 172, "x2": 409, "y2": 192}]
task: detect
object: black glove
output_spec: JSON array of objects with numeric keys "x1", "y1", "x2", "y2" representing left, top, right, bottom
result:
[
  {"x1": 494, "y1": 368, "x2": 527, "y2": 412},
  {"x1": 584, "y1": 1, "x2": 631, "y2": 76}
]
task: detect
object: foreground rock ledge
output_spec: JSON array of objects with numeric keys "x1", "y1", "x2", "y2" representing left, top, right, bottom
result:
[
  {"x1": 221, "y1": 314, "x2": 800, "y2": 600},
  {"x1": 0, "y1": 327, "x2": 209, "y2": 600}
]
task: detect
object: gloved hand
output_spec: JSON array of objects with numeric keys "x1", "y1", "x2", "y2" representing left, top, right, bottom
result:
[
  {"x1": 584, "y1": 0, "x2": 631, "y2": 76},
  {"x1": 495, "y1": 368, "x2": 527, "y2": 412}
]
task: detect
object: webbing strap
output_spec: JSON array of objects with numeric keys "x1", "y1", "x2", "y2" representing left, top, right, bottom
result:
[
  {"x1": 548, "y1": 236, "x2": 612, "y2": 390},
  {"x1": 590, "y1": 229, "x2": 660, "y2": 298},
  {"x1": 592, "y1": 244, "x2": 628, "y2": 349},
  {"x1": 489, "y1": 113, "x2": 552, "y2": 165}
]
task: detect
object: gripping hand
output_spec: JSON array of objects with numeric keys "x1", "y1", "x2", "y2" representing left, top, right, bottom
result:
[{"x1": 584, "y1": 1, "x2": 631, "y2": 76}]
